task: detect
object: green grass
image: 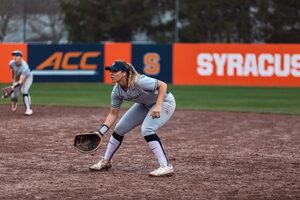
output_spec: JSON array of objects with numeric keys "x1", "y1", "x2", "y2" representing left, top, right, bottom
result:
[
  {"x1": 1, "y1": 83, "x2": 300, "y2": 115},
  {"x1": 168, "y1": 85, "x2": 300, "y2": 114}
]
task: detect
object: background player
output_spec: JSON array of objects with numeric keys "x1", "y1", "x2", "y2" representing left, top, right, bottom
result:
[
  {"x1": 89, "y1": 60, "x2": 176, "y2": 177},
  {"x1": 9, "y1": 50, "x2": 33, "y2": 116}
]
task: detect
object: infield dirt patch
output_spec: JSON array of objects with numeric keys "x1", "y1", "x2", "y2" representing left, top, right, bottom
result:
[{"x1": 0, "y1": 105, "x2": 299, "y2": 199}]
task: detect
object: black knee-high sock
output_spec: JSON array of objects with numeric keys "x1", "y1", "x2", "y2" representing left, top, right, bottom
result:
[
  {"x1": 11, "y1": 97, "x2": 18, "y2": 103},
  {"x1": 23, "y1": 94, "x2": 31, "y2": 110},
  {"x1": 104, "y1": 132, "x2": 124, "y2": 161},
  {"x1": 144, "y1": 134, "x2": 169, "y2": 167}
]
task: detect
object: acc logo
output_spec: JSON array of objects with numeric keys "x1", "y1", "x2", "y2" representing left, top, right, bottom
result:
[{"x1": 36, "y1": 51, "x2": 101, "y2": 70}]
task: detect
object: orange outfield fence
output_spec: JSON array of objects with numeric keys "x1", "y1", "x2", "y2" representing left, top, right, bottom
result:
[
  {"x1": 173, "y1": 44, "x2": 300, "y2": 87},
  {"x1": 1, "y1": 43, "x2": 299, "y2": 87},
  {"x1": 0, "y1": 43, "x2": 27, "y2": 84}
]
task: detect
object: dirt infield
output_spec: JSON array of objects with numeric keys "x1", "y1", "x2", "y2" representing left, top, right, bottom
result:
[{"x1": 0, "y1": 105, "x2": 299, "y2": 200}]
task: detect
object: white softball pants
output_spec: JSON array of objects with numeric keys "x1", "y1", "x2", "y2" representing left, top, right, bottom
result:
[
  {"x1": 11, "y1": 75, "x2": 33, "y2": 99},
  {"x1": 114, "y1": 93, "x2": 176, "y2": 137}
]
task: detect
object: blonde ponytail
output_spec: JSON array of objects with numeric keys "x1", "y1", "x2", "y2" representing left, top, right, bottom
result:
[{"x1": 126, "y1": 63, "x2": 140, "y2": 88}]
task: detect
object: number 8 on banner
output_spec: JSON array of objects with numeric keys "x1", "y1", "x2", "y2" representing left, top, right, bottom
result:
[{"x1": 143, "y1": 53, "x2": 160, "y2": 75}]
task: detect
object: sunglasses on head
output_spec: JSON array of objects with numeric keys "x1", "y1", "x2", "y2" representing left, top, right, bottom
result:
[{"x1": 110, "y1": 69, "x2": 121, "y2": 73}]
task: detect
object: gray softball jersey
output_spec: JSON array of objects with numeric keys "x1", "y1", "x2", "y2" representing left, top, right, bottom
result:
[
  {"x1": 111, "y1": 75, "x2": 172, "y2": 108},
  {"x1": 9, "y1": 60, "x2": 32, "y2": 79}
]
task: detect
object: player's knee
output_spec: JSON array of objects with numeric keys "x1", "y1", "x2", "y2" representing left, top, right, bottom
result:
[
  {"x1": 21, "y1": 88, "x2": 29, "y2": 94},
  {"x1": 114, "y1": 123, "x2": 126, "y2": 136},
  {"x1": 141, "y1": 126, "x2": 155, "y2": 137}
]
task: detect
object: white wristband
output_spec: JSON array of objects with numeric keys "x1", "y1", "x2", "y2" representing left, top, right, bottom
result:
[{"x1": 98, "y1": 124, "x2": 109, "y2": 136}]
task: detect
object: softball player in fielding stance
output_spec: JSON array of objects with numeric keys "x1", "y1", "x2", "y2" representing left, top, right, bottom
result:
[
  {"x1": 90, "y1": 60, "x2": 176, "y2": 177},
  {"x1": 9, "y1": 50, "x2": 33, "y2": 116}
]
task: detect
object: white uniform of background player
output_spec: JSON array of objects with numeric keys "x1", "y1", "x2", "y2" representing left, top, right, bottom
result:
[
  {"x1": 9, "y1": 50, "x2": 33, "y2": 116},
  {"x1": 89, "y1": 60, "x2": 176, "y2": 177}
]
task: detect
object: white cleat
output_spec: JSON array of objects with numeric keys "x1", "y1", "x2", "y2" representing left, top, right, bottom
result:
[
  {"x1": 24, "y1": 109, "x2": 33, "y2": 116},
  {"x1": 12, "y1": 102, "x2": 18, "y2": 112},
  {"x1": 89, "y1": 158, "x2": 112, "y2": 171},
  {"x1": 149, "y1": 164, "x2": 174, "y2": 177}
]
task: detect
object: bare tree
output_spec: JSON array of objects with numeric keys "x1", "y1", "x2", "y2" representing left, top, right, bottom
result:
[
  {"x1": 0, "y1": 0, "x2": 21, "y2": 42},
  {"x1": 1, "y1": 0, "x2": 66, "y2": 43},
  {"x1": 26, "y1": 0, "x2": 66, "y2": 43},
  {"x1": 26, "y1": 12, "x2": 66, "y2": 43}
]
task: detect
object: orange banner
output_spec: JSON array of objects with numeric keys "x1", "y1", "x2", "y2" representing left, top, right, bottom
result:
[
  {"x1": 104, "y1": 42, "x2": 131, "y2": 84},
  {"x1": 173, "y1": 44, "x2": 300, "y2": 87},
  {"x1": 0, "y1": 43, "x2": 27, "y2": 83}
]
